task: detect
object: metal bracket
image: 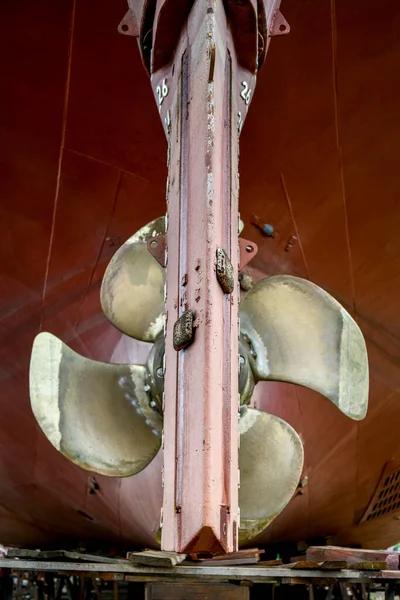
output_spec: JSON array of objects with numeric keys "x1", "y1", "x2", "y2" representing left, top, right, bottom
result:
[
  {"x1": 118, "y1": 9, "x2": 139, "y2": 37},
  {"x1": 269, "y1": 10, "x2": 290, "y2": 37},
  {"x1": 239, "y1": 238, "x2": 258, "y2": 271},
  {"x1": 173, "y1": 310, "x2": 195, "y2": 351},
  {"x1": 216, "y1": 248, "x2": 234, "y2": 294},
  {"x1": 147, "y1": 234, "x2": 167, "y2": 267}
]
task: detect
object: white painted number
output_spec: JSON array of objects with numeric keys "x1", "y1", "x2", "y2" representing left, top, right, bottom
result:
[
  {"x1": 240, "y1": 81, "x2": 252, "y2": 105},
  {"x1": 237, "y1": 111, "x2": 243, "y2": 134},
  {"x1": 164, "y1": 110, "x2": 171, "y2": 133},
  {"x1": 156, "y1": 79, "x2": 169, "y2": 106}
]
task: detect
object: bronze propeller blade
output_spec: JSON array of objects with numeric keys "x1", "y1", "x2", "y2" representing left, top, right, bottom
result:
[
  {"x1": 239, "y1": 275, "x2": 369, "y2": 420},
  {"x1": 101, "y1": 217, "x2": 165, "y2": 343},
  {"x1": 30, "y1": 332, "x2": 162, "y2": 477},
  {"x1": 238, "y1": 406, "x2": 304, "y2": 543}
]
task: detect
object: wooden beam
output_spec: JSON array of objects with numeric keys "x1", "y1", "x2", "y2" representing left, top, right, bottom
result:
[
  {"x1": 306, "y1": 547, "x2": 399, "y2": 570},
  {"x1": 128, "y1": 551, "x2": 186, "y2": 568},
  {"x1": 1, "y1": 559, "x2": 400, "y2": 584}
]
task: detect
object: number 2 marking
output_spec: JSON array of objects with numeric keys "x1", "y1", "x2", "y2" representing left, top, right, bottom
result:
[
  {"x1": 237, "y1": 111, "x2": 243, "y2": 134},
  {"x1": 156, "y1": 79, "x2": 169, "y2": 106},
  {"x1": 164, "y1": 110, "x2": 171, "y2": 134},
  {"x1": 240, "y1": 81, "x2": 252, "y2": 105}
]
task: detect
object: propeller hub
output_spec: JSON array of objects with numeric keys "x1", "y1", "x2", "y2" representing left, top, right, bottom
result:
[
  {"x1": 239, "y1": 336, "x2": 255, "y2": 405},
  {"x1": 145, "y1": 335, "x2": 165, "y2": 412},
  {"x1": 145, "y1": 335, "x2": 255, "y2": 408}
]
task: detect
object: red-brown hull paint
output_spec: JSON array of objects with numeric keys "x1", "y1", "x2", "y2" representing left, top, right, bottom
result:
[{"x1": 1, "y1": 0, "x2": 400, "y2": 550}]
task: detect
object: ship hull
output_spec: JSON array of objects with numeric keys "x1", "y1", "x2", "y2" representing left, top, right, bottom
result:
[{"x1": 0, "y1": 0, "x2": 399, "y2": 550}]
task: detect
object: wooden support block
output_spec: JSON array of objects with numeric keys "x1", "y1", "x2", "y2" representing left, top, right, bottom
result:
[
  {"x1": 5, "y1": 548, "x2": 41, "y2": 558},
  {"x1": 212, "y1": 548, "x2": 263, "y2": 559},
  {"x1": 386, "y1": 556, "x2": 399, "y2": 570},
  {"x1": 306, "y1": 546, "x2": 399, "y2": 569},
  {"x1": 257, "y1": 559, "x2": 283, "y2": 566},
  {"x1": 128, "y1": 550, "x2": 187, "y2": 568},
  {"x1": 347, "y1": 561, "x2": 387, "y2": 571},
  {"x1": 320, "y1": 561, "x2": 348, "y2": 570},
  {"x1": 44, "y1": 551, "x2": 126, "y2": 564},
  {"x1": 285, "y1": 561, "x2": 320, "y2": 570},
  {"x1": 196, "y1": 549, "x2": 263, "y2": 566},
  {"x1": 199, "y1": 557, "x2": 259, "y2": 566},
  {"x1": 5, "y1": 548, "x2": 126, "y2": 564}
]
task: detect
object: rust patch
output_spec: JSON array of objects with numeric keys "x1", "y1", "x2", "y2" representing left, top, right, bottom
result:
[
  {"x1": 233, "y1": 520, "x2": 237, "y2": 550},
  {"x1": 220, "y1": 505, "x2": 229, "y2": 547},
  {"x1": 183, "y1": 526, "x2": 226, "y2": 555}
]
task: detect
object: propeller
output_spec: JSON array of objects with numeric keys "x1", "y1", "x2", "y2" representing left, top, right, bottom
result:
[
  {"x1": 238, "y1": 406, "x2": 304, "y2": 543},
  {"x1": 29, "y1": 216, "x2": 369, "y2": 544},
  {"x1": 239, "y1": 275, "x2": 369, "y2": 420},
  {"x1": 100, "y1": 217, "x2": 165, "y2": 342},
  {"x1": 30, "y1": 332, "x2": 162, "y2": 477},
  {"x1": 30, "y1": 217, "x2": 166, "y2": 479}
]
